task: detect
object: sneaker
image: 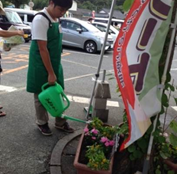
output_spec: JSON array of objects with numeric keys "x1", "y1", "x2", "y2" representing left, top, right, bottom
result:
[
  {"x1": 55, "y1": 122, "x2": 74, "y2": 133},
  {"x1": 37, "y1": 123, "x2": 52, "y2": 136}
]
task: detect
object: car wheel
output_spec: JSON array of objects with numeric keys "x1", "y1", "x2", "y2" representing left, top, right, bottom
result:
[{"x1": 84, "y1": 41, "x2": 97, "y2": 53}]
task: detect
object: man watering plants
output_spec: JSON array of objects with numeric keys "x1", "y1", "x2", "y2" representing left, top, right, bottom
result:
[{"x1": 26, "y1": 0, "x2": 74, "y2": 135}]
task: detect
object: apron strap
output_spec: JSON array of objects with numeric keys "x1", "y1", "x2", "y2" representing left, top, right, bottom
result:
[{"x1": 34, "y1": 12, "x2": 52, "y2": 28}]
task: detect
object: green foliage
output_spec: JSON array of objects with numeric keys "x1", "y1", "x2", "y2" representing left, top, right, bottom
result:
[
  {"x1": 33, "y1": 0, "x2": 48, "y2": 10},
  {"x1": 77, "y1": 0, "x2": 125, "y2": 12},
  {"x1": 84, "y1": 117, "x2": 119, "y2": 170},
  {"x1": 86, "y1": 145, "x2": 110, "y2": 170},
  {"x1": 122, "y1": 0, "x2": 134, "y2": 12}
]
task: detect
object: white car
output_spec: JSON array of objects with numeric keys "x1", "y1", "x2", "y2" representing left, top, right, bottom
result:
[
  {"x1": 5, "y1": 8, "x2": 37, "y2": 27},
  {"x1": 92, "y1": 22, "x2": 119, "y2": 45},
  {"x1": 60, "y1": 18, "x2": 114, "y2": 53}
]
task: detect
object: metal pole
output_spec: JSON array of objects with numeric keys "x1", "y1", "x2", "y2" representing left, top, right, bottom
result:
[
  {"x1": 142, "y1": 10, "x2": 177, "y2": 174},
  {"x1": 86, "y1": 0, "x2": 116, "y2": 119}
]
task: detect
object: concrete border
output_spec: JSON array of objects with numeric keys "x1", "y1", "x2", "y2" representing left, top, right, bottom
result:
[{"x1": 50, "y1": 129, "x2": 83, "y2": 174}]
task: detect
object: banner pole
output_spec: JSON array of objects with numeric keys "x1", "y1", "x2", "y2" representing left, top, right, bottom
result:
[
  {"x1": 86, "y1": 0, "x2": 116, "y2": 119},
  {"x1": 142, "y1": 9, "x2": 177, "y2": 174}
]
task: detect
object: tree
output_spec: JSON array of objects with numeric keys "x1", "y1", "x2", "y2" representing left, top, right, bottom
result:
[
  {"x1": 33, "y1": 0, "x2": 48, "y2": 10},
  {"x1": 3, "y1": 0, "x2": 29, "y2": 8}
]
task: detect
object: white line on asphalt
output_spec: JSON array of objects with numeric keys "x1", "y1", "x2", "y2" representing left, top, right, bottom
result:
[
  {"x1": 0, "y1": 85, "x2": 119, "y2": 107},
  {"x1": 63, "y1": 50, "x2": 108, "y2": 57},
  {"x1": 65, "y1": 95, "x2": 119, "y2": 107},
  {"x1": 0, "y1": 85, "x2": 17, "y2": 92},
  {"x1": 171, "y1": 106, "x2": 177, "y2": 111},
  {"x1": 62, "y1": 59, "x2": 98, "y2": 69},
  {"x1": 171, "y1": 68, "x2": 177, "y2": 71},
  {"x1": 64, "y1": 69, "x2": 114, "y2": 81}
]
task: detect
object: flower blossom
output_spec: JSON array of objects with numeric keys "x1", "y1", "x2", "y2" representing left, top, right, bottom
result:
[
  {"x1": 92, "y1": 137, "x2": 96, "y2": 140},
  {"x1": 100, "y1": 137, "x2": 108, "y2": 143},
  {"x1": 84, "y1": 127, "x2": 89, "y2": 133},
  {"x1": 105, "y1": 141, "x2": 110, "y2": 147},
  {"x1": 91, "y1": 128, "x2": 98, "y2": 135},
  {"x1": 109, "y1": 140, "x2": 115, "y2": 146}
]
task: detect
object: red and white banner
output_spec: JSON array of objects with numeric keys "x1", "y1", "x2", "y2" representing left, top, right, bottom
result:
[{"x1": 113, "y1": 0, "x2": 173, "y2": 150}]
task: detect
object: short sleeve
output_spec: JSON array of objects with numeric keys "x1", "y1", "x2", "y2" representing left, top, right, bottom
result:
[{"x1": 31, "y1": 15, "x2": 49, "y2": 41}]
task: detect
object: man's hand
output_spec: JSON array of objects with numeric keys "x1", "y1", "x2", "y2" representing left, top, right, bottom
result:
[
  {"x1": 17, "y1": 30, "x2": 24, "y2": 36},
  {"x1": 48, "y1": 72, "x2": 56, "y2": 85}
]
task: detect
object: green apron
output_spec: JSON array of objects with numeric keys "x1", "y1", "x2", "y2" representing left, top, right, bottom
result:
[{"x1": 26, "y1": 22, "x2": 64, "y2": 93}]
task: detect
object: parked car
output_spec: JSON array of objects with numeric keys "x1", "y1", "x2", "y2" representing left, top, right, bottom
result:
[
  {"x1": 60, "y1": 18, "x2": 114, "y2": 53},
  {"x1": 0, "y1": 8, "x2": 31, "y2": 42},
  {"x1": 5, "y1": 8, "x2": 37, "y2": 26},
  {"x1": 94, "y1": 17, "x2": 124, "y2": 29},
  {"x1": 92, "y1": 22, "x2": 119, "y2": 45}
]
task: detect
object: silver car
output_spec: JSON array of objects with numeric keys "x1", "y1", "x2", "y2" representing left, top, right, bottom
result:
[{"x1": 60, "y1": 18, "x2": 114, "y2": 53}]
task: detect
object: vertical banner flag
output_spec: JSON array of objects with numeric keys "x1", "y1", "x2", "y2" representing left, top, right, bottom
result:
[{"x1": 113, "y1": 0, "x2": 173, "y2": 150}]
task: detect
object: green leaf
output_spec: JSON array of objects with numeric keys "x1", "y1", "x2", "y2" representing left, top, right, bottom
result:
[
  {"x1": 155, "y1": 169, "x2": 161, "y2": 174},
  {"x1": 128, "y1": 144, "x2": 136, "y2": 152},
  {"x1": 169, "y1": 120, "x2": 177, "y2": 132},
  {"x1": 173, "y1": 97, "x2": 177, "y2": 106},
  {"x1": 132, "y1": 150, "x2": 142, "y2": 159},
  {"x1": 123, "y1": 0, "x2": 134, "y2": 12},
  {"x1": 167, "y1": 171, "x2": 175, "y2": 174},
  {"x1": 169, "y1": 133, "x2": 177, "y2": 147},
  {"x1": 165, "y1": 83, "x2": 175, "y2": 91},
  {"x1": 162, "y1": 93, "x2": 169, "y2": 107},
  {"x1": 137, "y1": 138, "x2": 148, "y2": 150},
  {"x1": 129, "y1": 154, "x2": 135, "y2": 161},
  {"x1": 158, "y1": 136, "x2": 166, "y2": 143},
  {"x1": 108, "y1": 77, "x2": 115, "y2": 80},
  {"x1": 166, "y1": 72, "x2": 171, "y2": 83}
]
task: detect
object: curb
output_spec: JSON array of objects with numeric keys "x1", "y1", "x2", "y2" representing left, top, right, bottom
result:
[{"x1": 50, "y1": 129, "x2": 83, "y2": 174}]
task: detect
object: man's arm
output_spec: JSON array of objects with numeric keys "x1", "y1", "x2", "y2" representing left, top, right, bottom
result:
[
  {"x1": 37, "y1": 40, "x2": 56, "y2": 85},
  {"x1": 0, "y1": 30, "x2": 24, "y2": 37}
]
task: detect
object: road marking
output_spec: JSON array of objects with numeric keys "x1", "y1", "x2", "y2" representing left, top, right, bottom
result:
[
  {"x1": 171, "y1": 106, "x2": 177, "y2": 111},
  {"x1": 67, "y1": 95, "x2": 119, "y2": 107},
  {"x1": 62, "y1": 52, "x2": 70, "y2": 57},
  {"x1": 171, "y1": 68, "x2": 177, "y2": 71},
  {"x1": 64, "y1": 69, "x2": 114, "y2": 81},
  {"x1": 63, "y1": 50, "x2": 108, "y2": 57},
  {"x1": 62, "y1": 59, "x2": 98, "y2": 69},
  {"x1": 0, "y1": 85, "x2": 17, "y2": 92},
  {"x1": 2, "y1": 65, "x2": 28, "y2": 75},
  {"x1": 0, "y1": 85, "x2": 119, "y2": 107}
]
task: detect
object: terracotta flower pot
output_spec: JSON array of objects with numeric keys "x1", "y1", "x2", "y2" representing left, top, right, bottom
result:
[{"x1": 74, "y1": 129, "x2": 114, "y2": 174}]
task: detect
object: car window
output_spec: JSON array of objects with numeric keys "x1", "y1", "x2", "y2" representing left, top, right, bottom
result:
[
  {"x1": 27, "y1": 14, "x2": 34, "y2": 22},
  {"x1": 81, "y1": 26, "x2": 87, "y2": 32},
  {"x1": 61, "y1": 20, "x2": 67, "y2": 28},
  {"x1": 5, "y1": 11, "x2": 23, "y2": 24},
  {"x1": 67, "y1": 21, "x2": 80, "y2": 31},
  {"x1": 18, "y1": 13, "x2": 24, "y2": 21},
  {"x1": 0, "y1": 15, "x2": 9, "y2": 23},
  {"x1": 96, "y1": 24, "x2": 107, "y2": 32}
]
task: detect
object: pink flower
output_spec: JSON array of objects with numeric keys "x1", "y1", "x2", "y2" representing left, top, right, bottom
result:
[
  {"x1": 91, "y1": 128, "x2": 98, "y2": 135},
  {"x1": 92, "y1": 137, "x2": 96, "y2": 140},
  {"x1": 105, "y1": 141, "x2": 110, "y2": 147},
  {"x1": 109, "y1": 140, "x2": 115, "y2": 146},
  {"x1": 84, "y1": 127, "x2": 89, "y2": 133},
  {"x1": 101, "y1": 137, "x2": 108, "y2": 143}
]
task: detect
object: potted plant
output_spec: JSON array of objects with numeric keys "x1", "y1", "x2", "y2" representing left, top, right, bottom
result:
[{"x1": 74, "y1": 117, "x2": 121, "y2": 174}]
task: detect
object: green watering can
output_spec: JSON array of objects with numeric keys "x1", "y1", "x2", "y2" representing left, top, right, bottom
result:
[
  {"x1": 39, "y1": 82, "x2": 91, "y2": 124},
  {"x1": 39, "y1": 82, "x2": 70, "y2": 117}
]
